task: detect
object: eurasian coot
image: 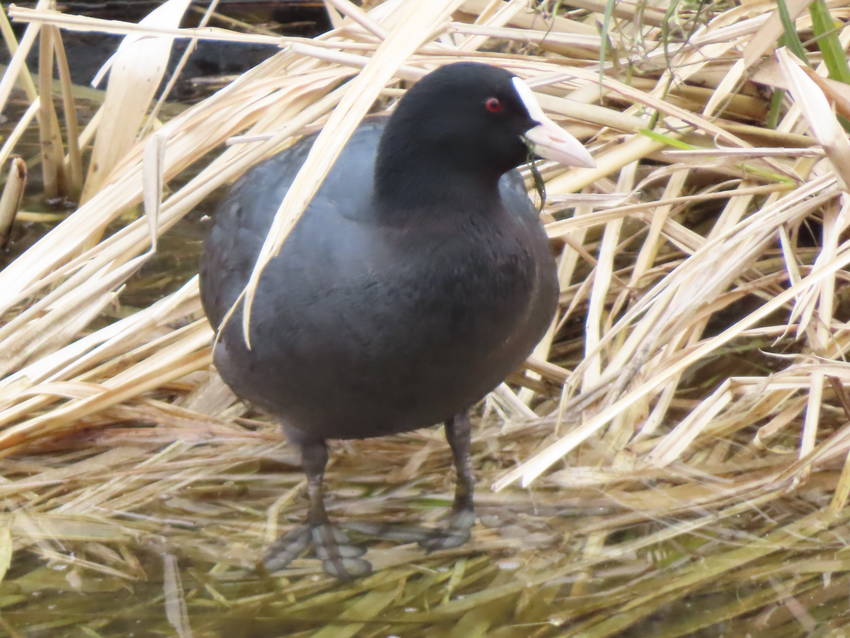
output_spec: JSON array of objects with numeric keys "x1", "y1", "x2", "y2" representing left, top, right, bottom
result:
[{"x1": 200, "y1": 62, "x2": 594, "y2": 579}]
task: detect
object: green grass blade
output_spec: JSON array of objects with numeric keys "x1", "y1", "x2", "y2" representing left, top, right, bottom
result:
[
  {"x1": 777, "y1": 0, "x2": 808, "y2": 63},
  {"x1": 598, "y1": 0, "x2": 615, "y2": 87},
  {"x1": 809, "y1": 0, "x2": 850, "y2": 83},
  {"x1": 639, "y1": 128, "x2": 695, "y2": 150}
]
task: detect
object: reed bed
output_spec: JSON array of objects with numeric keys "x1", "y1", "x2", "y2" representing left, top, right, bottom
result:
[{"x1": 1, "y1": 0, "x2": 850, "y2": 635}]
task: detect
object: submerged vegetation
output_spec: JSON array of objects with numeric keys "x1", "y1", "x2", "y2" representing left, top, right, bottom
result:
[{"x1": 2, "y1": 0, "x2": 850, "y2": 635}]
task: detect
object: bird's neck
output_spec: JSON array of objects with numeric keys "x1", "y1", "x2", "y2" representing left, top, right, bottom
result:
[{"x1": 373, "y1": 150, "x2": 502, "y2": 220}]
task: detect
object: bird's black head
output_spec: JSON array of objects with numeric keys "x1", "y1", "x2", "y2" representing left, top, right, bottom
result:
[
  {"x1": 378, "y1": 63, "x2": 537, "y2": 183},
  {"x1": 374, "y1": 62, "x2": 592, "y2": 210}
]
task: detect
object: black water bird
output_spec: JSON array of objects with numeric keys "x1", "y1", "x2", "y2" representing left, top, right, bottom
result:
[{"x1": 200, "y1": 62, "x2": 594, "y2": 579}]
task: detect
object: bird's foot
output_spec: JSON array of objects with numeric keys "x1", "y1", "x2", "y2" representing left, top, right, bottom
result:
[
  {"x1": 419, "y1": 506, "x2": 475, "y2": 551},
  {"x1": 344, "y1": 507, "x2": 475, "y2": 552},
  {"x1": 263, "y1": 523, "x2": 372, "y2": 580}
]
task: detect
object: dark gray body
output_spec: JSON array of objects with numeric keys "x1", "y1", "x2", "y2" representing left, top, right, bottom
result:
[{"x1": 200, "y1": 118, "x2": 558, "y2": 440}]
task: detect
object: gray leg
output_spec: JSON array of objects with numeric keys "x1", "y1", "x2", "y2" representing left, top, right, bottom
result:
[
  {"x1": 263, "y1": 426, "x2": 371, "y2": 580},
  {"x1": 420, "y1": 411, "x2": 476, "y2": 551},
  {"x1": 447, "y1": 411, "x2": 474, "y2": 514},
  {"x1": 345, "y1": 412, "x2": 477, "y2": 550}
]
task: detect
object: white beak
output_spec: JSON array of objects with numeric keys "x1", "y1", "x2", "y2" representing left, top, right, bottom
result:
[{"x1": 512, "y1": 77, "x2": 595, "y2": 168}]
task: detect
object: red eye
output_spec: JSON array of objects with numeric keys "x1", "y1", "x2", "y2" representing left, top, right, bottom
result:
[{"x1": 485, "y1": 97, "x2": 502, "y2": 113}]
